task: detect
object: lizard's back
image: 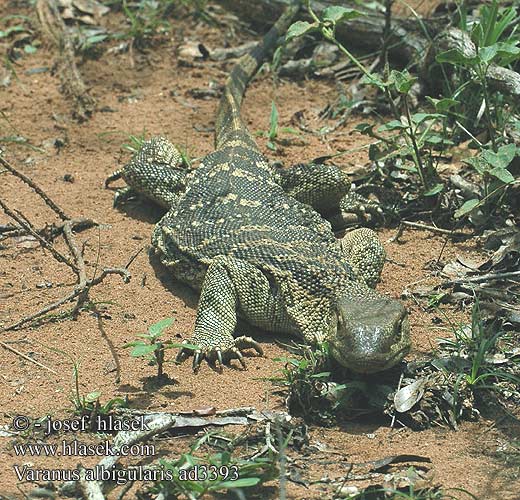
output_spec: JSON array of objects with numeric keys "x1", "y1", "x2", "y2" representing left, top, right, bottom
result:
[{"x1": 153, "y1": 144, "x2": 354, "y2": 300}]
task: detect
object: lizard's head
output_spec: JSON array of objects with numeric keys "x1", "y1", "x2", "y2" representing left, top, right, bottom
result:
[{"x1": 329, "y1": 295, "x2": 410, "y2": 373}]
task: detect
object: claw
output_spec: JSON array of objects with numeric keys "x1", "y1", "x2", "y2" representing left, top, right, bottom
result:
[
  {"x1": 105, "y1": 169, "x2": 122, "y2": 188},
  {"x1": 216, "y1": 348, "x2": 223, "y2": 368},
  {"x1": 175, "y1": 340, "x2": 191, "y2": 363},
  {"x1": 193, "y1": 351, "x2": 202, "y2": 373},
  {"x1": 232, "y1": 348, "x2": 247, "y2": 370},
  {"x1": 235, "y1": 336, "x2": 264, "y2": 357}
]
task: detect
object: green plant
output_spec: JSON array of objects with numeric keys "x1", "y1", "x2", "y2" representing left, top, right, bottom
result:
[
  {"x1": 269, "y1": 342, "x2": 392, "y2": 422},
  {"x1": 256, "y1": 101, "x2": 300, "y2": 151},
  {"x1": 286, "y1": 4, "x2": 448, "y2": 195},
  {"x1": 70, "y1": 361, "x2": 127, "y2": 418},
  {"x1": 116, "y1": 0, "x2": 175, "y2": 48},
  {"x1": 438, "y1": 300, "x2": 520, "y2": 395},
  {"x1": 122, "y1": 129, "x2": 147, "y2": 153},
  {"x1": 124, "y1": 317, "x2": 196, "y2": 378},
  {"x1": 437, "y1": 0, "x2": 520, "y2": 148},
  {"x1": 150, "y1": 432, "x2": 278, "y2": 498},
  {"x1": 455, "y1": 143, "x2": 519, "y2": 219}
]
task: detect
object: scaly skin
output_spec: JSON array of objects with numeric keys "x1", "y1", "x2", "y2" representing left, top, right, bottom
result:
[{"x1": 106, "y1": 3, "x2": 411, "y2": 373}]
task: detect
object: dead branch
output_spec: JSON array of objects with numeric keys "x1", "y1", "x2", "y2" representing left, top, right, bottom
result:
[
  {"x1": 0, "y1": 156, "x2": 68, "y2": 220},
  {"x1": 36, "y1": 0, "x2": 95, "y2": 121},
  {"x1": 62, "y1": 219, "x2": 88, "y2": 318},
  {"x1": 0, "y1": 268, "x2": 130, "y2": 333},
  {"x1": 390, "y1": 221, "x2": 472, "y2": 242},
  {"x1": 1, "y1": 155, "x2": 131, "y2": 337},
  {"x1": 0, "y1": 341, "x2": 58, "y2": 374},
  {"x1": 442, "y1": 270, "x2": 520, "y2": 287},
  {"x1": 0, "y1": 198, "x2": 79, "y2": 272},
  {"x1": 78, "y1": 466, "x2": 106, "y2": 500}
]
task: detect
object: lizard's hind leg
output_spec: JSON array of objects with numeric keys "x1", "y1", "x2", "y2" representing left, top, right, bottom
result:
[
  {"x1": 276, "y1": 163, "x2": 382, "y2": 230},
  {"x1": 105, "y1": 136, "x2": 188, "y2": 209},
  {"x1": 276, "y1": 163, "x2": 350, "y2": 214}
]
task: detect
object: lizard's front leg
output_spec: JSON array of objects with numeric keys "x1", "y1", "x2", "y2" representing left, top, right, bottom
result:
[
  {"x1": 338, "y1": 228, "x2": 386, "y2": 289},
  {"x1": 176, "y1": 255, "x2": 265, "y2": 372}
]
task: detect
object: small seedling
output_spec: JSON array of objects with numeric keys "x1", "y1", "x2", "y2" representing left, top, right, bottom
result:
[
  {"x1": 70, "y1": 361, "x2": 127, "y2": 428},
  {"x1": 256, "y1": 101, "x2": 300, "y2": 151},
  {"x1": 115, "y1": 0, "x2": 175, "y2": 48},
  {"x1": 125, "y1": 317, "x2": 196, "y2": 379},
  {"x1": 122, "y1": 129, "x2": 147, "y2": 153}
]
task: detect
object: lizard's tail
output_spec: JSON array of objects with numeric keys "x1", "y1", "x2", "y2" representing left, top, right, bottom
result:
[{"x1": 214, "y1": 2, "x2": 300, "y2": 150}]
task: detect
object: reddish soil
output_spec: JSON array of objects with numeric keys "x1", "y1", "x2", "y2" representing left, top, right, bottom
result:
[{"x1": 0, "y1": 2, "x2": 518, "y2": 499}]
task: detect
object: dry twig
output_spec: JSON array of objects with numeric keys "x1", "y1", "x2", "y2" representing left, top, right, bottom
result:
[
  {"x1": 0, "y1": 158, "x2": 131, "y2": 336},
  {"x1": 0, "y1": 341, "x2": 58, "y2": 374},
  {"x1": 36, "y1": 0, "x2": 95, "y2": 120},
  {"x1": 390, "y1": 220, "x2": 471, "y2": 242}
]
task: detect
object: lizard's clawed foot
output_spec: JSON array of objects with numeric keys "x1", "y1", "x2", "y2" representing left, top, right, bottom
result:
[
  {"x1": 341, "y1": 192, "x2": 383, "y2": 220},
  {"x1": 176, "y1": 336, "x2": 264, "y2": 373},
  {"x1": 330, "y1": 192, "x2": 384, "y2": 230}
]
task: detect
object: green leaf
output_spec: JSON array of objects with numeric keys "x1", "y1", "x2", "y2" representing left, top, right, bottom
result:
[
  {"x1": 310, "y1": 371, "x2": 332, "y2": 379},
  {"x1": 359, "y1": 72, "x2": 387, "y2": 91},
  {"x1": 411, "y1": 112, "x2": 444, "y2": 125},
  {"x1": 354, "y1": 122, "x2": 374, "y2": 134},
  {"x1": 489, "y1": 166, "x2": 515, "y2": 184},
  {"x1": 123, "y1": 340, "x2": 148, "y2": 347},
  {"x1": 389, "y1": 69, "x2": 416, "y2": 94},
  {"x1": 164, "y1": 342, "x2": 198, "y2": 351},
  {"x1": 279, "y1": 126, "x2": 299, "y2": 135},
  {"x1": 424, "y1": 134, "x2": 453, "y2": 146},
  {"x1": 482, "y1": 144, "x2": 516, "y2": 170},
  {"x1": 130, "y1": 344, "x2": 158, "y2": 357},
  {"x1": 0, "y1": 25, "x2": 26, "y2": 38},
  {"x1": 436, "y1": 48, "x2": 477, "y2": 66},
  {"x1": 269, "y1": 101, "x2": 279, "y2": 139},
  {"x1": 426, "y1": 97, "x2": 459, "y2": 113},
  {"x1": 322, "y1": 6, "x2": 361, "y2": 24},
  {"x1": 87, "y1": 34, "x2": 108, "y2": 44},
  {"x1": 455, "y1": 198, "x2": 480, "y2": 218},
  {"x1": 378, "y1": 119, "x2": 408, "y2": 132},
  {"x1": 479, "y1": 44, "x2": 498, "y2": 63},
  {"x1": 85, "y1": 391, "x2": 101, "y2": 402},
  {"x1": 148, "y1": 317, "x2": 174, "y2": 336},
  {"x1": 462, "y1": 155, "x2": 488, "y2": 175},
  {"x1": 423, "y1": 183, "x2": 444, "y2": 196},
  {"x1": 209, "y1": 478, "x2": 261, "y2": 490},
  {"x1": 494, "y1": 41, "x2": 520, "y2": 65},
  {"x1": 286, "y1": 21, "x2": 316, "y2": 41}
]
